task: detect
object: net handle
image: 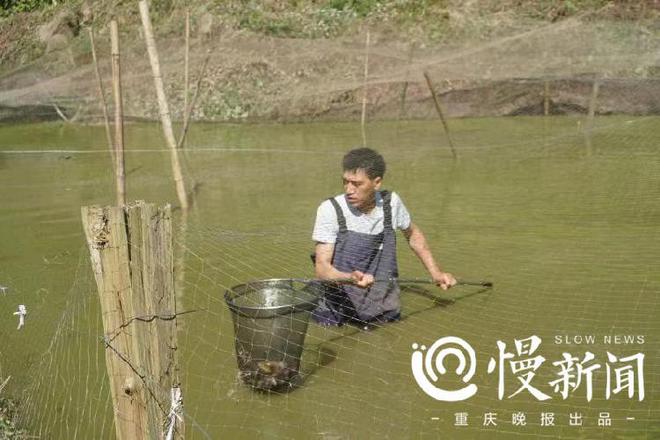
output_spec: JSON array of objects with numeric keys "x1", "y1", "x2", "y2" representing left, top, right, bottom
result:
[{"x1": 291, "y1": 277, "x2": 493, "y2": 288}]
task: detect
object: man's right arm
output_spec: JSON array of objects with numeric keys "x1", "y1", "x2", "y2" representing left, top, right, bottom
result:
[{"x1": 314, "y1": 242, "x2": 373, "y2": 287}]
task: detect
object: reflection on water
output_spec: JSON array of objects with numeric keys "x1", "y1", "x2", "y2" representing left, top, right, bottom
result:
[{"x1": 0, "y1": 117, "x2": 659, "y2": 438}]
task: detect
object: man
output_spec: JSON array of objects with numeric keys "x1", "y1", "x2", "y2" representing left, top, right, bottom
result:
[{"x1": 311, "y1": 147, "x2": 456, "y2": 326}]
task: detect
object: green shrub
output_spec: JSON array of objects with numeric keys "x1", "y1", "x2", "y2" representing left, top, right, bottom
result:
[
  {"x1": 326, "y1": 0, "x2": 380, "y2": 17},
  {"x1": 0, "y1": 396, "x2": 24, "y2": 438},
  {"x1": 1, "y1": 0, "x2": 54, "y2": 16}
]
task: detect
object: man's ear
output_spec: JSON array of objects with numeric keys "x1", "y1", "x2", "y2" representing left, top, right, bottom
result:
[{"x1": 373, "y1": 176, "x2": 383, "y2": 189}]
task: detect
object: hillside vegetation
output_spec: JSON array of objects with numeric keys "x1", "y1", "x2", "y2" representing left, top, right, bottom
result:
[{"x1": 0, "y1": 1, "x2": 658, "y2": 122}]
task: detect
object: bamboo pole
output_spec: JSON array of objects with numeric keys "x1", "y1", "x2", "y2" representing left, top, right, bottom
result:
[
  {"x1": 52, "y1": 102, "x2": 83, "y2": 123},
  {"x1": 82, "y1": 202, "x2": 183, "y2": 440},
  {"x1": 52, "y1": 103, "x2": 70, "y2": 122},
  {"x1": 423, "y1": 71, "x2": 457, "y2": 160},
  {"x1": 110, "y1": 20, "x2": 126, "y2": 207},
  {"x1": 181, "y1": 9, "x2": 190, "y2": 149},
  {"x1": 177, "y1": 52, "x2": 210, "y2": 149},
  {"x1": 399, "y1": 42, "x2": 416, "y2": 120},
  {"x1": 586, "y1": 78, "x2": 599, "y2": 125},
  {"x1": 139, "y1": 0, "x2": 189, "y2": 211},
  {"x1": 360, "y1": 30, "x2": 370, "y2": 148},
  {"x1": 69, "y1": 104, "x2": 83, "y2": 123},
  {"x1": 543, "y1": 80, "x2": 550, "y2": 116},
  {"x1": 584, "y1": 77, "x2": 600, "y2": 155},
  {"x1": 89, "y1": 27, "x2": 114, "y2": 164}
]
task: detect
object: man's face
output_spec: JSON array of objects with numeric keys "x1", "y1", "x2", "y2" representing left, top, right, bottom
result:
[{"x1": 343, "y1": 169, "x2": 382, "y2": 211}]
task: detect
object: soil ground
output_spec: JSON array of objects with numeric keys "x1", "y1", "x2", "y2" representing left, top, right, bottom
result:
[{"x1": 0, "y1": 1, "x2": 659, "y2": 123}]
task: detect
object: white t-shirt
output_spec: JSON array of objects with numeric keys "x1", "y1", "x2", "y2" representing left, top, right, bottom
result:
[{"x1": 312, "y1": 191, "x2": 411, "y2": 244}]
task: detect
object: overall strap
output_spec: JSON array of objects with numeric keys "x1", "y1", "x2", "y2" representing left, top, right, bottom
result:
[
  {"x1": 380, "y1": 190, "x2": 393, "y2": 230},
  {"x1": 328, "y1": 197, "x2": 347, "y2": 233}
]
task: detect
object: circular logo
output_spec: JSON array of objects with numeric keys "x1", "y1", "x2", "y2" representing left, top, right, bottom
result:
[{"x1": 411, "y1": 336, "x2": 478, "y2": 401}]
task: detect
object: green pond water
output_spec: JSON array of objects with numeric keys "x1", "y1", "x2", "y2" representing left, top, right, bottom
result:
[{"x1": 0, "y1": 116, "x2": 659, "y2": 439}]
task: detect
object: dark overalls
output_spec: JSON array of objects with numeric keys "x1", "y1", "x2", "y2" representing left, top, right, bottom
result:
[{"x1": 312, "y1": 190, "x2": 401, "y2": 326}]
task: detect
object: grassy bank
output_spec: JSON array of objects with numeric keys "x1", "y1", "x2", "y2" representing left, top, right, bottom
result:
[{"x1": 0, "y1": 1, "x2": 658, "y2": 123}]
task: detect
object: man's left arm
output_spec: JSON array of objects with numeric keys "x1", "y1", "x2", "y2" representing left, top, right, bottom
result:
[{"x1": 403, "y1": 222, "x2": 456, "y2": 290}]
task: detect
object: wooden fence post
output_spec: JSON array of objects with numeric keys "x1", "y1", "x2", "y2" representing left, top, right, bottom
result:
[{"x1": 82, "y1": 201, "x2": 183, "y2": 439}]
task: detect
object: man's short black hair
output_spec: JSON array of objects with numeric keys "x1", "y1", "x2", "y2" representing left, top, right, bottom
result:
[{"x1": 342, "y1": 148, "x2": 386, "y2": 179}]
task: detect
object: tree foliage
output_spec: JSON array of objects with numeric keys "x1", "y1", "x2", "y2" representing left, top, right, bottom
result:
[{"x1": 1, "y1": 0, "x2": 54, "y2": 16}]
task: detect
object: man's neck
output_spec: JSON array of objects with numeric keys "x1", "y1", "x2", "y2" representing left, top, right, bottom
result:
[{"x1": 357, "y1": 194, "x2": 377, "y2": 214}]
